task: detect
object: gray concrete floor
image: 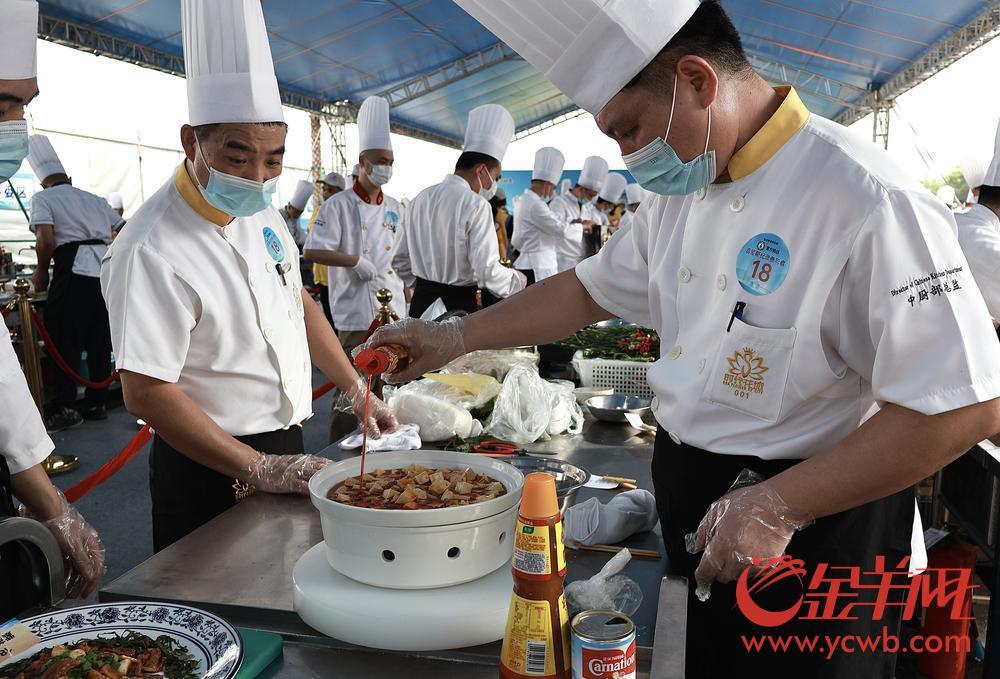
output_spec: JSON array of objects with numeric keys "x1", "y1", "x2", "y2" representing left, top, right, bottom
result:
[{"x1": 46, "y1": 369, "x2": 337, "y2": 584}]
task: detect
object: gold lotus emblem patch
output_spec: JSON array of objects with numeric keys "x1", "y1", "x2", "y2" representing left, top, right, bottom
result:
[{"x1": 722, "y1": 347, "x2": 767, "y2": 397}]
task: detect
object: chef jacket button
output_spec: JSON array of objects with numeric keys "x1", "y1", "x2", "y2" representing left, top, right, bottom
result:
[
  {"x1": 678, "y1": 266, "x2": 692, "y2": 284},
  {"x1": 283, "y1": 378, "x2": 291, "y2": 389},
  {"x1": 364, "y1": 249, "x2": 370, "y2": 255},
  {"x1": 716, "y1": 274, "x2": 727, "y2": 291},
  {"x1": 248, "y1": 274, "x2": 256, "y2": 287},
  {"x1": 287, "y1": 309, "x2": 296, "y2": 320},
  {"x1": 730, "y1": 195, "x2": 746, "y2": 213},
  {"x1": 668, "y1": 345, "x2": 682, "y2": 360},
  {"x1": 223, "y1": 226, "x2": 234, "y2": 239},
  {"x1": 385, "y1": 246, "x2": 391, "y2": 251},
  {"x1": 265, "y1": 262, "x2": 274, "y2": 273},
  {"x1": 263, "y1": 326, "x2": 273, "y2": 339},
  {"x1": 694, "y1": 187, "x2": 707, "y2": 201},
  {"x1": 668, "y1": 431, "x2": 681, "y2": 445},
  {"x1": 698, "y1": 358, "x2": 706, "y2": 374}
]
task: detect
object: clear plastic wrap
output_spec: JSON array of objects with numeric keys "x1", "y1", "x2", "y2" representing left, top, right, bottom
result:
[
  {"x1": 384, "y1": 389, "x2": 482, "y2": 442},
  {"x1": 442, "y1": 348, "x2": 539, "y2": 381},
  {"x1": 485, "y1": 363, "x2": 553, "y2": 444},
  {"x1": 546, "y1": 379, "x2": 584, "y2": 436},
  {"x1": 564, "y1": 547, "x2": 643, "y2": 619}
]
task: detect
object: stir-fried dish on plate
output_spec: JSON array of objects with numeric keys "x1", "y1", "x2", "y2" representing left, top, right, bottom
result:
[
  {"x1": 0, "y1": 632, "x2": 200, "y2": 679},
  {"x1": 328, "y1": 464, "x2": 508, "y2": 509}
]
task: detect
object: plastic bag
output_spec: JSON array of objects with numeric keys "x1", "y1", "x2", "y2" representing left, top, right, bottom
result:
[
  {"x1": 564, "y1": 547, "x2": 643, "y2": 619},
  {"x1": 386, "y1": 391, "x2": 482, "y2": 442},
  {"x1": 423, "y1": 373, "x2": 502, "y2": 409},
  {"x1": 546, "y1": 379, "x2": 584, "y2": 436},
  {"x1": 485, "y1": 364, "x2": 553, "y2": 444},
  {"x1": 442, "y1": 348, "x2": 539, "y2": 381}
]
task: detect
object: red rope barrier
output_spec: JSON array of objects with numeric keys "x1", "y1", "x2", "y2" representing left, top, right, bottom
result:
[
  {"x1": 64, "y1": 424, "x2": 153, "y2": 503},
  {"x1": 313, "y1": 381, "x2": 334, "y2": 400},
  {"x1": 29, "y1": 308, "x2": 119, "y2": 389},
  {"x1": 1, "y1": 307, "x2": 11, "y2": 319}
]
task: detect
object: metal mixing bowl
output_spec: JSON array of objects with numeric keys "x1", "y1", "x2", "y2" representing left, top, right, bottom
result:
[
  {"x1": 503, "y1": 457, "x2": 590, "y2": 515},
  {"x1": 585, "y1": 394, "x2": 652, "y2": 423},
  {"x1": 591, "y1": 318, "x2": 636, "y2": 329}
]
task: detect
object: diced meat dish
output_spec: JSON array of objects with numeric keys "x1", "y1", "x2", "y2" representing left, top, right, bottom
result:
[{"x1": 328, "y1": 465, "x2": 507, "y2": 509}]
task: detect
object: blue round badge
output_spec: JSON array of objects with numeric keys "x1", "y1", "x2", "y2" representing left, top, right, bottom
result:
[
  {"x1": 384, "y1": 210, "x2": 400, "y2": 234},
  {"x1": 262, "y1": 227, "x2": 285, "y2": 263},
  {"x1": 735, "y1": 233, "x2": 789, "y2": 296}
]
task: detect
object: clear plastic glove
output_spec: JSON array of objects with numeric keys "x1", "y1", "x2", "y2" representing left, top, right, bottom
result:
[
  {"x1": 246, "y1": 453, "x2": 331, "y2": 494},
  {"x1": 685, "y1": 472, "x2": 813, "y2": 602},
  {"x1": 362, "y1": 317, "x2": 467, "y2": 384},
  {"x1": 347, "y1": 377, "x2": 400, "y2": 437},
  {"x1": 23, "y1": 491, "x2": 105, "y2": 599},
  {"x1": 564, "y1": 547, "x2": 643, "y2": 618},
  {"x1": 352, "y1": 256, "x2": 378, "y2": 281}
]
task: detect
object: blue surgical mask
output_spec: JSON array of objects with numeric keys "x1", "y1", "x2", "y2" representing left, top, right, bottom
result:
[
  {"x1": 367, "y1": 163, "x2": 393, "y2": 187},
  {"x1": 622, "y1": 74, "x2": 716, "y2": 196},
  {"x1": 478, "y1": 168, "x2": 498, "y2": 200},
  {"x1": 195, "y1": 138, "x2": 278, "y2": 217},
  {"x1": 0, "y1": 120, "x2": 29, "y2": 183},
  {"x1": 577, "y1": 196, "x2": 589, "y2": 207}
]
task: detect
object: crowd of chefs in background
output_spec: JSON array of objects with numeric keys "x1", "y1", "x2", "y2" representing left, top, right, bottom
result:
[{"x1": 4, "y1": 0, "x2": 1000, "y2": 673}]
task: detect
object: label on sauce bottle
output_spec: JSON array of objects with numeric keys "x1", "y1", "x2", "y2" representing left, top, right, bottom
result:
[
  {"x1": 500, "y1": 594, "x2": 571, "y2": 677},
  {"x1": 513, "y1": 516, "x2": 552, "y2": 577},
  {"x1": 555, "y1": 519, "x2": 567, "y2": 576},
  {"x1": 0, "y1": 621, "x2": 40, "y2": 660}
]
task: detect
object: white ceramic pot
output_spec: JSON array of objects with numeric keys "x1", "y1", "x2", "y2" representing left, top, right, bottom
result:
[{"x1": 309, "y1": 450, "x2": 524, "y2": 589}]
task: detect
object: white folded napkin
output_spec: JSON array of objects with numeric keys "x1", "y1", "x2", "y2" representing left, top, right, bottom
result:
[
  {"x1": 339, "y1": 423, "x2": 421, "y2": 452},
  {"x1": 563, "y1": 489, "x2": 659, "y2": 546}
]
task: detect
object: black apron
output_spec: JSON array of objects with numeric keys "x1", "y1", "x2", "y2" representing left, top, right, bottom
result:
[
  {"x1": 408, "y1": 277, "x2": 480, "y2": 318},
  {"x1": 652, "y1": 429, "x2": 913, "y2": 679},
  {"x1": 150, "y1": 426, "x2": 304, "y2": 552},
  {"x1": 0, "y1": 457, "x2": 37, "y2": 619}
]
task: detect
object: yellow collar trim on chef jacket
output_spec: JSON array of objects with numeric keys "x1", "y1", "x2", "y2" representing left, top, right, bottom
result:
[
  {"x1": 727, "y1": 86, "x2": 809, "y2": 181},
  {"x1": 173, "y1": 164, "x2": 232, "y2": 227}
]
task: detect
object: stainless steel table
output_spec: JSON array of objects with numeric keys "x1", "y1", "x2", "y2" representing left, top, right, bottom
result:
[{"x1": 100, "y1": 422, "x2": 687, "y2": 678}]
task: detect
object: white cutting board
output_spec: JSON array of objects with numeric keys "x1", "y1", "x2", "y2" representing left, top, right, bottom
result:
[{"x1": 293, "y1": 543, "x2": 512, "y2": 651}]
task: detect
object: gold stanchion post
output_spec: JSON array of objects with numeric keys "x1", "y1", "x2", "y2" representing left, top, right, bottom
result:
[
  {"x1": 374, "y1": 288, "x2": 395, "y2": 326},
  {"x1": 12, "y1": 279, "x2": 79, "y2": 475}
]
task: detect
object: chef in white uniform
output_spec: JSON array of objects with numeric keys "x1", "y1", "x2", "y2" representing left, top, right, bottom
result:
[
  {"x1": 107, "y1": 192, "x2": 124, "y2": 217},
  {"x1": 549, "y1": 155, "x2": 607, "y2": 272},
  {"x1": 304, "y1": 95, "x2": 406, "y2": 347},
  {"x1": 393, "y1": 104, "x2": 524, "y2": 317},
  {"x1": 957, "y1": 122, "x2": 1000, "y2": 322},
  {"x1": 279, "y1": 179, "x2": 313, "y2": 249},
  {"x1": 27, "y1": 135, "x2": 124, "y2": 431},
  {"x1": 961, "y1": 153, "x2": 989, "y2": 206},
  {"x1": 510, "y1": 147, "x2": 588, "y2": 285},
  {"x1": 0, "y1": 0, "x2": 104, "y2": 614},
  {"x1": 319, "y1": 171, "x2": 345, "y2": 202},
  {"x1": 101, "y1": 0, "x2": 396, "y2": 552},
  {"x1": 365, "y1": 2, "x2": 1000, "y2": 676},
  {"x1": 595, "y1": 172, "x2": 627, "y2": 238},
  {"x1": 618, "y1": 182, "x2": 646, "y2": 233}
]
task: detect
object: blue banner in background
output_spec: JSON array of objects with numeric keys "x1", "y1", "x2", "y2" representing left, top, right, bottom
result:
[
  {"x1": 496, "y1": 169, "x2": 634, "y2": 213},
  {"x1": 1, "y1": 172, "x2": 35, "y2": 213}
]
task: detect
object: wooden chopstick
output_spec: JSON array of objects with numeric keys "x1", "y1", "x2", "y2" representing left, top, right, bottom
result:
[
  {"x1": 601, "y1": 475, "x2": 638, "y2": 485},
  {"x1": 577, "y1": 544, "x2": 661, "y2": 560}
]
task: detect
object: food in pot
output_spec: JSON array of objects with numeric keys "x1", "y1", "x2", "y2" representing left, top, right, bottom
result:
[
  {"x1": 328, "y1": 464, "x2": 508, "y2": 509},
  {"x1": 0, "y1": 632, "x2": 200, "y2": 678}
]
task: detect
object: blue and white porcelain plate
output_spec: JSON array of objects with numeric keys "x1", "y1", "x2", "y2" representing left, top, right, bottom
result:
[{"x1": 0, "y1": 602, "x2": 242, "y2": 678}]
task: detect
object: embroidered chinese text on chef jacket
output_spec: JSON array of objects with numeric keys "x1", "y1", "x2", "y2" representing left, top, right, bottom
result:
[
  {"x1": 576, "y1": 87, "x2": 1000, "y2": 461},
  {"x1": 304, "y1": 186, "x2": 405, "y2": 331},
  {"x1": 512, "y1": 189, "x2": 584, "y2": 281},
  {"x1": 101, "y1": 165, "x2": 312, "y2": 435},
  {"x1": 956, "y1": 205, "x2": 1000, "y2": 322},
  {"x1": 392, "y1": 174, "x2": 522, "y2": 297}
]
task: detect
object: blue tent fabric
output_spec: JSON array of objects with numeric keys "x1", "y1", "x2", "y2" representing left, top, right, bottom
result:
[{"x1": 36, "y1": 1, "x2": 995, "y2": 146}]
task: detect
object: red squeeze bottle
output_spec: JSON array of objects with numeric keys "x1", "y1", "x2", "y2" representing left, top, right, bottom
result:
[
  {"x1": 353, "y1": 344, "x2": 409, "y2": 376},
  {"x1": 500, "y1": 473, "x2": 571, "y2": 679}
]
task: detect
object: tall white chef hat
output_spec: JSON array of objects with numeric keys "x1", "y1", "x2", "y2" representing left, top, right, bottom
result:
[
  {"x1": 936, "y1": 185, "x2": 958, "y2": 209},
  {"x1": 984, "y1": 120, "x2": 1000, "y2": 188},
  {"x1": 289, "y1": 179, "x2": 313, "y2": 210},
  {"x1": 322, "y1": 171, "x2": 346, "y2": 189},
  {"x1": 625, "y1": 182, "x2": 645, "y2": 205},
  {"x1": 532, "y1": 147, "x2": 565, "y2": 185},
  {"x1": 27, "y1": 135, "x2": 65, "y2": 180},
  {"x1": 559, "y1": 178, "x2": 572, "y2": 195},
  {"x1": 358, "y1": 96, "x2": 392, "y2": 153},
  {"x1": 454, "y1": 0, "x2": 700, "y2": 115},
  {"x1": 464, "y1": 104, "x2": 515, "y2": 164},
  {"x1": 0, "y1": 0, "x2": 38, "y2": 80},
  {"x1": 107, "y1": 192, "x2": 124, "y2": 210},
  {"x1": 182, "y1": 0, "x2": 284, "y2": 126},
  {"x1": 578, "y1": 156, "x2": 609, "y2": 192},
  {"x1": 960, "y1": 154, "x2": 989, "y2": 190},
  {"x1": 599, "y1": 172, "x2": 627, "y2": 203}
]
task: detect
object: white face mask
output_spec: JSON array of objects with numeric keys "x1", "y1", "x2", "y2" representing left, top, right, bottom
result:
[
  {"x1": 366, "y1": 161, "x2": 393, "y2": 187},
  {"x1": 478, "y1": 167, "x2": 498, "y2": 201}
]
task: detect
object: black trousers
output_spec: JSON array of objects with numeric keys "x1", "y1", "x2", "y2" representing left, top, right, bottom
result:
[
  {"x1": 515, "y1": 268, "x2": 536, "y2": 286},
  {"x1": 150, "y1": 426, "x2": 304, "y2": 552},
  {"x1": 652, "y1": 429, "x2": 913, "y2": 678},
  {"x1": 45, "y1": 243, "x2": 112, "y2": 410},
  {"x1": 409, "y1": 277, "x2": 479, "y2": 319}
]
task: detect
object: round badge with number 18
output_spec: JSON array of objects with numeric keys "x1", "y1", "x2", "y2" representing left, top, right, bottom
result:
[{"x1": 735, "y1": 232, "x2": 790, "y2": 296}]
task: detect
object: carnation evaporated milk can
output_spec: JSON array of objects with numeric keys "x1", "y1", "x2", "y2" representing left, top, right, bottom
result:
[{"x1": 570, "y1": 610, "x2": 636, "y2": 679}]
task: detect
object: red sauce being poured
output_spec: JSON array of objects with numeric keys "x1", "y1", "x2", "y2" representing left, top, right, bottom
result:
[{"x1": 360, "y1": 374, "x2": 373, "y2": 480}]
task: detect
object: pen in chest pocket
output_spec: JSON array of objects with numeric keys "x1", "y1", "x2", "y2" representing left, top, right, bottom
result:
[{"x1": 727, "y1": 301, "x2": 746, "y2": 332}]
